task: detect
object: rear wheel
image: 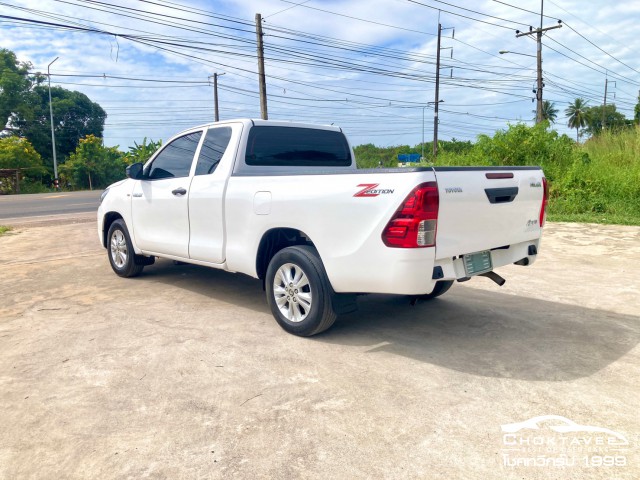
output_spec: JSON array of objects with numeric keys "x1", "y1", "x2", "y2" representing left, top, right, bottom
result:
[
  {"x1": 107, "y1": 219, "x2": 144, "y2": 278},
  {"x1": 266, "y1": 246, "x2": 337, "y2": 336}
]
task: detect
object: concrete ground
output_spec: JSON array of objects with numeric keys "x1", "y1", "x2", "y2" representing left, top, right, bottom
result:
[{"x1": 0, "y1": 217, "x2": 638, "y2": 479}]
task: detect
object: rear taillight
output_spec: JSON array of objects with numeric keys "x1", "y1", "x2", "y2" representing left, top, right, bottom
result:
[
  {"x1": 539, "y1": 177, "x2": 548, "y2": 227},
  {"x1": 382, "y1": 182, "x2": 439, "y2": 248}
]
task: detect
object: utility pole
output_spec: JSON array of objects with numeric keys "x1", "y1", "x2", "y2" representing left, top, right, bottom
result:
[
  {"x1": 255, "y1": 13, "x2": 268, "y2": 120},
  {"x1": 422, "y1": 106, "x2": 426, "y2": 161},
  {"x1": 535, "y1": 27, "x2": 543, "y2": 123},
  {"x1": 602, "y1": 77, "x2": 608, "y2": 131},
  {"x1": 422, "y1": 101, "x2": 443, "y2": 161},
  {"x1": 210, "y1": 72, "x2": 225, "y2": 122},
  {"x1": 515, "y1": 0, "x2": 562, "y2": 124},
  {"x1": 47, "y1": 56, "x2": 59, "y2": 190},
  {"x1": 602, "y1": 76, "x2": 616, "y2": 130},
  {"x1": 432, "y1": 21, "x2": 453, "y2": 160},
  {"x1": 433, "y1": 23, "x2": 442, "y2": 159}
]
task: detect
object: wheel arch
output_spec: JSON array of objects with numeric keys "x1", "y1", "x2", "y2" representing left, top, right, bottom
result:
[
  {"x1": 255, "y1": 228, "x2": 316, "y2": 280},
  {"x1": 102, "y1": 211, "x2": 124, "y2": 248}
]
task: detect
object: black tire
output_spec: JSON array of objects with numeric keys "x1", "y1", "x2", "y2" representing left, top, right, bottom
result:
[
  {"x1": 417, "y1": 280, "x2": 454, "y2": 301},
  {"x1": 107, "y1": 219, "x2": 144, "y2": 278},
  {"x1": 265, "y1": 245, "x2": 337, "y2": 336}
]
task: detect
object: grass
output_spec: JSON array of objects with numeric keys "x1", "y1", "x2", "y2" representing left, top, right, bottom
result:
[
  {"x1": 565, "y1": 128, "x2": 640, "y2": 226},
  {"x1": 0, "y1": 226, "x2": 12, "y2": 236}
]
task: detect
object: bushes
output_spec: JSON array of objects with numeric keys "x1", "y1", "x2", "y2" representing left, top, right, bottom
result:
[
  {"x1": 0, "y1": 136, "x2": 48, "y2": 194},
  {"x1": 353, "y1": 122, "x2": 640, "y2": 225},
  {"x1": 576, "y1": 127, "x2": 640, "y2": 221},
  {"x1": 59, "y1": 135, "x2": 126, "y2": 190},
  {"x1": 460, "y1": 123, "x2": 640, "y2": 224},
  {"x1": 0, "y1": 133, "x2": 163, "y2": 194}
]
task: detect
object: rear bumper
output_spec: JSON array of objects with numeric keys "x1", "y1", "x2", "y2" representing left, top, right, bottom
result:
[
  {"x1": 327, "y1": 245, "x2": 439, "y2": 295},
  {"x1": 328, "y1": 238, "x2": 540, "y2": 296},
  {"x1": 434, "y1": 238, "x2": 540, "y2": 281}
]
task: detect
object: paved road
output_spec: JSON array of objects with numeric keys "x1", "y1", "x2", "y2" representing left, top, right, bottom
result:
[{"x1": 0, "y1": 190, "x2": 103, "y2": 220}]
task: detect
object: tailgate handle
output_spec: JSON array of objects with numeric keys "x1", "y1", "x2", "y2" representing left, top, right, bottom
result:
[{"x1": 485, "y1": 187, "x2": 518, "y2": 204}]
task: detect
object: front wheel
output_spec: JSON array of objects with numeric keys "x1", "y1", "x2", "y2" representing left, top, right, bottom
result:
[
  {"x1": 265, "y1": 246, "x2": 337, "y2": 336},
  {"x1": 107, "y1": 219, "x2": 144, "y2": 278}
]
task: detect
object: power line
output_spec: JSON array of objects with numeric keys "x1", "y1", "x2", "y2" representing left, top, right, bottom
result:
[
  {"x1": 543, "y1": 35, "x2": 640, "y2": 87},
  {"x1": 563, "y1": 22, "x2": 640, "y2": 77},
  {"x1": 7, "y1": 0, "x2": 635, "y2": 146},
  {"x1": 491, "y1": 0, "x2": 558, "y2": 20},
  {"x1": 265, "y1": 0, "x2": 437, "y2": 36},
  {"x1": 264, "y1": 0, "x2": 312, "y2": 19},
  {"x1": 405, "y1": 0, "x2": 520, "y2": 30},
  {"x1": 413, "y1": 0, "x2": 534, "y2": 27}
]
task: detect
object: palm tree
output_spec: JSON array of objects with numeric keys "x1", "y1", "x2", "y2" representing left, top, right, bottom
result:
[
  {"x1": 542, "y1": 100, "x2": 558, "y2": 123},
  {"x1": 565, "y1": 98, "x2": 589, "y2": 141},
  {"x1": 533, "y1": 100, "x2": 558, "y2": 124}
]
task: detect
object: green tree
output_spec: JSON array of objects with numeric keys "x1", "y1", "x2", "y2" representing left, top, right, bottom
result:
[
  {"x1": 353, "y1": 143, "x2": 398, "y2": 168},
  {"x1": 565, "y1": 98, "x2": 590, "y2": 142},
  {"x1": 0, "y1": 136, "x2": 46, "y2": 194},
  {"x1": 0, "y1": 136, "x2": 46, "y2": 173},
  {"x1": 123, "y1": 137, "x2": 162, "y2": 165},
  {"x1": 634, "y1": 93, "x2": 640, "y2": 124},
  {"x1": 354, "y1": 139, "x2": 476, "y2": 168},
  {"x1": 534, "y1": 100, "x2": 558, "y2": 123},
  {"x1": 583, "y1": 104, "x2": 628, "y2": 135},
  {"x1": 438, "y1": 138, "x2": 473, "y2": 154},
  {"x1": 1, "y1": 48, "x2": 106, "y2": 174},
  {"x1": 60, "y1": 135, "x2": 125, "y2": 190},
  {"x1": 13, "y1": 86, "x2": 106, "y2": 165},
  {"x1": 0, "y1": 49, "x2": 36, "y2": 130}
]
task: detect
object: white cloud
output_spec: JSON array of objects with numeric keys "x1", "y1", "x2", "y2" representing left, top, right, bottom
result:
[{"x1": 2, "y1": 0, "x2": 639, "y2": 150}]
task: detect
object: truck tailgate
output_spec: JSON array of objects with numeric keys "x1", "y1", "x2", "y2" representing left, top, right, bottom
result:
[{"x1": 433, "y1": 167, "x2": 545, "y2": 259}]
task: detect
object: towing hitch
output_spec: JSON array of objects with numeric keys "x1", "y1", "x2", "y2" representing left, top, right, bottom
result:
[{"x1": 479, "y1": 271, "x2": 506, "y2": 286}]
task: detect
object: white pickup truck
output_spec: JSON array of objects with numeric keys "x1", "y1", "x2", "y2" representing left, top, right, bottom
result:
[{"x1": 98, "y1": 119, "x2": 547, "y2": 336}]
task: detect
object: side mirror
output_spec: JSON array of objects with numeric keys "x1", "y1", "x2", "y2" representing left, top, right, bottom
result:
[{"x1": 126, "y1": 162, "x2": 144, "y2": 180}]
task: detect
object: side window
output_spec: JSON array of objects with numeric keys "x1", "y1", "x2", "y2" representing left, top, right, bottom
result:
[
  {"x1": 195, "y1": 127, "x2": 232, "y2": 175},
  {"x1": 147, "y1": 131, "x2": 202, "y2": 180}
]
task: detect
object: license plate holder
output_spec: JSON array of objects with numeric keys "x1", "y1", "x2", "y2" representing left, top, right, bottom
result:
[{"x1": 463, "y1": 250, "x2": 493, "y2": 276}]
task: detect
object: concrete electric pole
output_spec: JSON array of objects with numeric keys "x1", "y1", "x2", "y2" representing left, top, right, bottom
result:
[
  {"x1": 210, "y1": 72, "x2": 225, "y2": 122},
  {"x1": 47, "y1": 56, "x2": 59, "y2": 190},
  {"x1": 255, "y1": 13, "x2": 268, "y2": 120},
  {"x1": 602, "y1": 77, "x2": 616, "y2": 130},
  {"x1": 515, "y1": 1, "x2": 562, "y2": 124},
  {"x1": 602, "y1": 77, "x2": 608, "y2": 130},
  {"x1": 433, "y1": 23, "x2": 453, "y2": 160},
  {"x1": 433, "y1": 23, "x2": 442, "y2": 159}
]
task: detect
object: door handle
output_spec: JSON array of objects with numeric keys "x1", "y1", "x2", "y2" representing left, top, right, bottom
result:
[
  {"x1": 172, "y1": 187, "x2": 187, "y2": 196},
  {"x1": 484, "y1": 187, "x2": 518, "y2": 204}
]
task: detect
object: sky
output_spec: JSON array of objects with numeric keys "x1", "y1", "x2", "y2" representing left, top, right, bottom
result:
[{"x1": 2, "y1": 0, "x2": 639, "y2": 151}]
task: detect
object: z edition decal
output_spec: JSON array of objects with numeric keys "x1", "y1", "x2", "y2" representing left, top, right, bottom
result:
[{"x1": 354, "y1": 184, "x2": 395, "y2": 197}]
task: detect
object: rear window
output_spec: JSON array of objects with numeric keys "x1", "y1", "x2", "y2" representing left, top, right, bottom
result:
[
  {"x1": 245, "y1": 126, "x2": 351, "y2": 167},
  {"x1": 195, "y1": 127, "x2": 232, "y2": 175}
]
